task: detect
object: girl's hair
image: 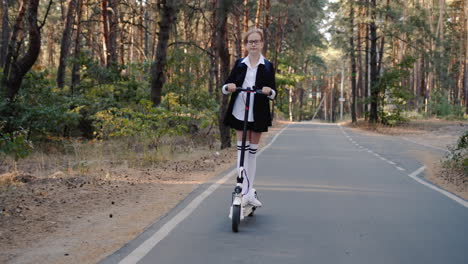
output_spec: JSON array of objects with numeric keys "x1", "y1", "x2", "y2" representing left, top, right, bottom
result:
[{"x1": 242, "y1": 28, "x2": 264, "y2": 44}]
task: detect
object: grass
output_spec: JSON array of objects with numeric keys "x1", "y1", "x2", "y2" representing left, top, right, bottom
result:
[
  {"x1": 0, "y1": 172, "x2": 18, "y2": 187},
  {"x1": 0, "y1": 131, "x2": 218, "y2": 185}
]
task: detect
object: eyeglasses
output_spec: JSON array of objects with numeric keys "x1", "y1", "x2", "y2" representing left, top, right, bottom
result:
[{"x1": 247, "y1": 39, "x2": 262, "y2": 45}]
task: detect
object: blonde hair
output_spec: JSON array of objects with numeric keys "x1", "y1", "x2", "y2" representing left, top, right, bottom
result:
[{"x1": 242, "y1": 28, "x2": 264, "y2": 44}]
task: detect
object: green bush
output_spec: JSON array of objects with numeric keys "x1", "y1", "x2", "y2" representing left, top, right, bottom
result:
[
  {"x1": 444, "y1": 131, "x2": 468, "y2": 176},
  {"x1": 376, "y1": 56, "x2": 415, "y2": 126},
  {"x1": 1, "y1": 53, "x2": 220, "y2": 152},
  {"x1": 93, "y1": 99, "x2": 215, "y2": 141},
  {"x1": 379, "y1": 110, "x2": 409, "y2": 126},
  {"x1": 428, "y1": 90, "x2": 465, "y2": 119},
  {"x1": 0, "y1": 129, "x2": 33, "y2": 161},
  {"x1": 0, "y1": 95, "x2": 81, "y2": 139}
]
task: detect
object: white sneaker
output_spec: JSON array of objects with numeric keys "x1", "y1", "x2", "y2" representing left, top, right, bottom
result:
[
  {"x1": 245, "y1": 189, "x2": 262, "y2": 207},
  {"x1": 248, "y1": 194, "x2": 262, "y2": 207},
  {"x1": 241, "y1": 195, "x2": 249, "y2": 207}
]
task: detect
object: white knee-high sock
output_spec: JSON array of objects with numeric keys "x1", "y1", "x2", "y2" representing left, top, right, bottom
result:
[
  {"x1": 247, "y1": 143, "x2": 258, "y2": 195},
  {"x1": 237, "y1": 140, "x2": 250, "y2": 187}
]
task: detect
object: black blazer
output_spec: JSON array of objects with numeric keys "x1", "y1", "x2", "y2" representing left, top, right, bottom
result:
[{"x1": 223, "y1": 57, "x2": 276, "y2": 132}]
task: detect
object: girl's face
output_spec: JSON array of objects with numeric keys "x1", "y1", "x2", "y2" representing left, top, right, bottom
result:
[{"x1": 246, "y1": 33, "x2": 263, "y2": 56}]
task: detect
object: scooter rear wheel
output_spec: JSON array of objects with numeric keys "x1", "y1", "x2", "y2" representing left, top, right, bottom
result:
[{"x1": 232, "y1": 205, "x2": 241, "y2": 232}]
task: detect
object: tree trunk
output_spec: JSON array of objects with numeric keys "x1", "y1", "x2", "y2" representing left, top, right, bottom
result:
[
  {"x1": 59, "y1": 0, "x2": 66, "y2": 20},
  {"x1": 254, "y1": 0, "x2": 263, "y2": 28},
  {"x1": 289, "y1": 86, "x2": 294, "y2": 121},
  {"x1": 369, "y1": 0, "x2": 379, "y2": 123},
  {"x1": 243, "y1": 0, "x2": 249, "y2": 32},
  {"x1": 57, "y1": 0, "x2": 77, "y2": 89},
  {"x1": 144, "y1": 10, "x2": 150, "y2": 59},
  {"x1": 208, "y1": 0, "x2": 218, "y2": 96},
  {"x1": 330, "y1": 75, "x2": 334, "y2": 122},
  {"x1": 101, "y1": 0, "x2": 109, "y2": 66},
  {"x1": 71, "y1": 0, "x2": 84, "y2": 93},
  {"x1": 377, "y1": 0, "x2": 389, "y2": 77},
  {"x1": 271, "y1": 0, "x2": 291, "y2": 119},
  {"x1": 426, "y1": 0, "x2": 435, "y2": 112},
  {"x1": 299, "y1": 86, "x2": 304, "y2": 121},
  {"x1": 356, "y1": 19, "x2": 363, "y2": 117},
  {"x1": 217, "y1": 0, "x2": 234, "y2": 149},
  {"x1": 47, "y1": 29, "x2": 55, "y2": 67},
  {"x1": 465, "y1": 0, "x2": 468, "y2": 113},
  {"x1": 262, "y1": 0, "x2": 270, "y2": 56},
  {"x1": 107, "y1": 0, "x2": 119, "y2": 66},
  {"x1": 139, "y1": 0, "x2": 144, "y2": 62},
  {"x1": 272, "y1": 15, "x2": 281, "y2": 68},
  {"x1": 0, "y1": 0, "x2": 10, "y2": 68},
  {"x1": 365, "y1": 0, "x2": 370, "y2": 116},
  {"x1": 233, "y1": 6, "x2": 242, "y2": 59},
  {"x1": 150, "y1": 0, "x2": 179, "y2": 106},
  {"x1": 3, "y1": 1, "x2": 26, "y2": 88},
  {"x1": 272, "y1": 0, "x2": 290, "y2": 68},
  {"x1": 129, "y1": 15, "x2": 135, "y2": 63},
  {"x1": 1, "y1": 0, "x2": 42, "y2": 101},
  {"x1": 349, "y1": 0, "x2": 357, "y2": 123}
]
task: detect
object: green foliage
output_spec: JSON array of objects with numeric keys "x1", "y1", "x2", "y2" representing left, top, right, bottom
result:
[
  {"x1": 271, "y1": 0, "x2": 325, "y2": 51},
  {"x1": 0, "y1": 128, "x2": 33, "y2": 161},
  {"x1": 163, "y1": 47, "x2": 215, "y2": 112},
  {"x1": 275, "y1": 73, "x2": 298, "y2": 86},
  {"x1": 1, "y1": 48, "x2": 220, "y2": 150},
  {"x1": 428, "y1": 89, "x2": 465, "y2": 119},
  {"x1": 443, "y1": 131, "x2": 468, "y2": 176},
  {"x1": 93, "y1": 99, "x2": 215, "y2": 141},
  {"x1": 0, "y1": 71, "x2": 82, "y2": 138},
  {"x1": 78, "y1": 55, "x2": 122, "y2": 85},
  {"x1": 376, "y1": 56, "x2": 415, "y2": 126}
]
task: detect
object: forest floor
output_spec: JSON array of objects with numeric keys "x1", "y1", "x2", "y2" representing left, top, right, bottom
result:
[
  {"x1": 0, "y1": 120, "x2": 288, "y2": 264},
  {"x1": 1, "y1": 118, "x2": 466, "y2": 264}
]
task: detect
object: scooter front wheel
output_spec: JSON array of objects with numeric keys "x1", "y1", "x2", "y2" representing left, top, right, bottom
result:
[{"x1": 232, "y1": 205, "x2": 241, "y2": 232}]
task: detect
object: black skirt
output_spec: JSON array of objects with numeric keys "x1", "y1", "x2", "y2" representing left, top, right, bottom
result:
[{"x1": 224, "y1": 117, "x2": 268, "y2": 133}]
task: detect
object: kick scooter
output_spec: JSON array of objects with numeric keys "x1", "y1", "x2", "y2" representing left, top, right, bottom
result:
[{"x1": 229, "y1": 86, "x2": 264, "y2": 233}]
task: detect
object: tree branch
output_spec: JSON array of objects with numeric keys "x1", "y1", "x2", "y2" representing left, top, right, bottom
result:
[
  {"x1": 39, "y1": 0, "x2": 53, "y2": 30},
  {"x1": 168, "y1": 41, "x2": 214, "y2": 57}
]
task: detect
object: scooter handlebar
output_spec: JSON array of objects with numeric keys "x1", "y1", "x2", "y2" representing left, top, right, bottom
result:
[{"x1": 236, "y1": 87, "x2": 264, "y2": 94}]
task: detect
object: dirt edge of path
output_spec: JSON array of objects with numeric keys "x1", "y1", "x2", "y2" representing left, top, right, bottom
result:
[{"x1": 0, "y1": 120, "x2": 290, "y2": 264}]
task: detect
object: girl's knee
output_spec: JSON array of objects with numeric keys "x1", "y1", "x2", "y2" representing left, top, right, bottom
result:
[{"x1": 250, "y1": 131, "x2": 262, "y2": 144}]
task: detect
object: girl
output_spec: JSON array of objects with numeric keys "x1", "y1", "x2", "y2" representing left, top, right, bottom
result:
[{"x1": 222, "y1": 28, "x2": 276, "y2": 207}]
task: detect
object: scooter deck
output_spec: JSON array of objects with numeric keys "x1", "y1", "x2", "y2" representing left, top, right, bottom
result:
[
  {"x1": 229, "y1": 204, "x2": 257, "y2": 220},
  {"x1": 242, "y1": 204, "x2": 256, "y2": 218}
]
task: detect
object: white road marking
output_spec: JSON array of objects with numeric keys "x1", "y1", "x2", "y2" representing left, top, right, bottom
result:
[
  {"x1": 407, "y1": 166, "x2": 468, "y2": 208},
  {"x1": 118, "y1": 124, "x2": 292, "y2": 264},
  {"x1": 402, "y1": 137, "x2": 450, "y2": 153},
  {"x1": 340, "y1": 124, "x2": 467, "y2": 208}
]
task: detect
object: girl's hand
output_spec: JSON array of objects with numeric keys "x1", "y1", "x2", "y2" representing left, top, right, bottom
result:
[
  {"x1": 227, "y1": 83, "x2": 237, "y2": 92},
  {"x1": 262, "y1": 86, "x2": 272, "y2": 95}
]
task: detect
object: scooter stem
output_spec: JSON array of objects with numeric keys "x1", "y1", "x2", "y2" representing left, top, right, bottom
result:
[{"x1": 239, "y1": 86, "x2": 253, "y2": 169}]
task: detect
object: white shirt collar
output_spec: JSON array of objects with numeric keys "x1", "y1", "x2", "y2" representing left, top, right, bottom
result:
[{"x1": 241, "y1": 54, "x2": 265, "y2": 69}]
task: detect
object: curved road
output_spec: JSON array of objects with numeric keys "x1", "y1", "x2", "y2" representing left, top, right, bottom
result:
[{"x1": 101, "y1": 122, "x2": 468, "y2": 264}]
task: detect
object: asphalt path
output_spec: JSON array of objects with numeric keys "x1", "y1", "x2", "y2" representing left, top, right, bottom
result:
[{"x1": 101, "y1": 122, "x2": 468, "y2": 264}]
